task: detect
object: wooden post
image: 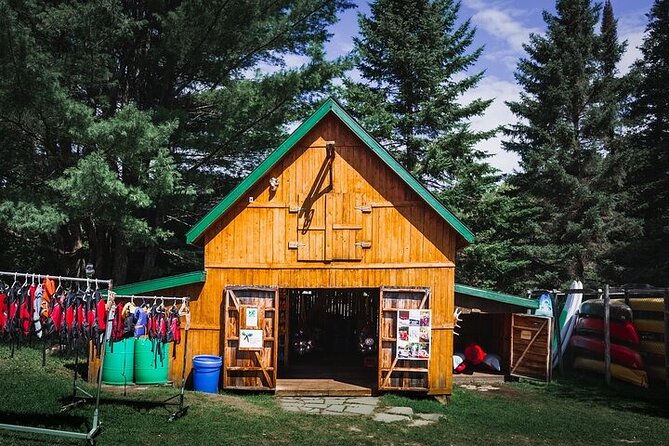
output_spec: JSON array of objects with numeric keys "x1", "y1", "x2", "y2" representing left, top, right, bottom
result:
[
  {"x1": 664, "y1": 288, "x2": 669, "y2": 389},
  {"x1": 604, "y1": 284, "x2": 611, "y2": 386}
]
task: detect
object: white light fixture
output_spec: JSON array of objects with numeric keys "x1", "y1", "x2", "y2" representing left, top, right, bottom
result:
[{"x1": 269, "y1": 177, "x2": 279, "y2": 191}]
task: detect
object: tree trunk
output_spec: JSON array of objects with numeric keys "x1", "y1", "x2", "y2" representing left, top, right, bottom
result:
[{"x1": 112, "y1": 230, "x2": 128, "y2": 285}]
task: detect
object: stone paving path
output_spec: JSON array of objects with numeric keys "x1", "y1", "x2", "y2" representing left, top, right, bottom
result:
[{"x1": 278, "y1": 396, "x2": 444, "y2": 425}]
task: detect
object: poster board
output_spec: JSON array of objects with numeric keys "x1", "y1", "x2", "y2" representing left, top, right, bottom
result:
[
  {"x1": 240, "y1": 305, "x2": 260, "y2": 328},
  {"x1": 396, "y1": 309, "x2": 431, "y2": 360},
  {"x1": 239, "y1": 329, "x2": 264, "y2": 350}
]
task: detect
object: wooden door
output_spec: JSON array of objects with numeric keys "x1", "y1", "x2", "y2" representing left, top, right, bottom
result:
[
  {"x1": 330, "y1": 193, "x2": 371, "y2": 261},
  {"x1": 510, "y1": 314, "x2": 552, "y2": 382},
  {"x1": 378, "y1": 287, "x2": 431, "y2": 391},
  {"x1": 223, "y1": 286, "x2": 279, "y2": 390},
  {"x1": 297, "y1": 193, "x2": 327, "y2": 261}
]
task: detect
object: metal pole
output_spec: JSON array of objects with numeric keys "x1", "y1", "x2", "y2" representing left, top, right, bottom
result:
[
  {"x1": 91, "y1": 280, "x2": 113, "y2": 431},
  {"x1": 604, "y1": 284, "x2": 611, "y2": 386}
]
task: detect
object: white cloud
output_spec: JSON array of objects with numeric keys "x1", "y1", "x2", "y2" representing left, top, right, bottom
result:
[
  {"x1": 471, "y1": 9, "x2": 540, "y2": 53},
  {"x1": 459, "y1": 76, "x2": 522, "y2": 174},
  {"x1": 463, "y1": 0, "x2": 541, "y2": 55},
  {"x1": 617, "y1": 11, "x2": 647, "y2": 74}
]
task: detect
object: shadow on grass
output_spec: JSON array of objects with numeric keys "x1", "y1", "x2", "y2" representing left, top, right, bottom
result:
[
  {"x1": 0, "y1": 410, "x2": 88, "y2": 431},
  {"x1": 540, "y1": 372, "x2": 669, "y2": 419}
]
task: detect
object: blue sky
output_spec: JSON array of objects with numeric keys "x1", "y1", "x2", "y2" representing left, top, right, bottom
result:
[{"x1": 321, "y1": 0, "x2": 654, "y2": 174}]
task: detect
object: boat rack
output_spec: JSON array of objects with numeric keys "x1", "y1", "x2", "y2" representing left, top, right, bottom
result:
[{"x1": 0, "y1": 271, "x2": 113, "y2": 446}]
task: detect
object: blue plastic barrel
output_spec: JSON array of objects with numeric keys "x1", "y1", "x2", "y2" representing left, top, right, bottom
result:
[{"x1": 192, "y1": 355, "x2": 222, "y2": 393}]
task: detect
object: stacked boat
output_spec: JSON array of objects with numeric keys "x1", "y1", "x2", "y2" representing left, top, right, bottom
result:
[
  {"x1": 614, "y1": 297, "x2": 666, "y2": 384},
  {"x1": 571, "y1": 299, "x2": 648, "y2": 387}
]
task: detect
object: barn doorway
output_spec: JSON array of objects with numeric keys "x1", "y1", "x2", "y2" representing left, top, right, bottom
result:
[{"x1": 277, "y1": 288, "x2": 379, "y2": 395}]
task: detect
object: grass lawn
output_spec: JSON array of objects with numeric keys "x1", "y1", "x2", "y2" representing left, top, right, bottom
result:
[{"x1": 0, "y1": 344, "x2": 667, "y2": 445}]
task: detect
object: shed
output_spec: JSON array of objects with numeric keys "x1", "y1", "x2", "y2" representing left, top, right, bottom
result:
[
  {"x1": 98, "y1": 98, "x2": 502, "y2": 396},
  {"x1": 453, "y1": 284, "x2": 551, "y2": 382}
]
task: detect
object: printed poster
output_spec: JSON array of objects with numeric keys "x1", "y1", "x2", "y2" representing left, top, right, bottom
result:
[
  {"x1": 245, "y1": 306, "x2": 259, "y2": 327},
  {"x1": 239, "y1": 329, "x2": 264, "y2": 350},
  {"x1": 396, "y1": 309, "x2": 431, "y2": 360}
]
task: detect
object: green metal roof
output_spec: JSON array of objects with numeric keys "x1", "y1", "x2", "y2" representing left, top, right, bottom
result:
[
  {"x1": 455, "y1": 283, "x2": 538, "y2": 309},
  {"x1": 186, "y1": 97, "x2": 475, "y2": 245},
  {"x1": 110, "y1": 271, "x2": 206, "y2": 295}
]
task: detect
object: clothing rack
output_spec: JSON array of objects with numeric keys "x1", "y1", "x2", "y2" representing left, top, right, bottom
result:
[
  {"x1": 82, "y1": 292, "x2": 191, "y2": 421},
  {"x1": 0, "y1": 271, "x2": 112, "y2": 446}
]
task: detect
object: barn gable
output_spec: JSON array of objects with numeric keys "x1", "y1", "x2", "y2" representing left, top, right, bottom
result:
[{"x1": 186, "y1": 98, "x2": 474, "y2": 248}]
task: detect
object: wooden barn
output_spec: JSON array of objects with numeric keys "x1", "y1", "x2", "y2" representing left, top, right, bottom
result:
[{"x1": 99, "y1": 98, "x2": 545, "y2": 396}]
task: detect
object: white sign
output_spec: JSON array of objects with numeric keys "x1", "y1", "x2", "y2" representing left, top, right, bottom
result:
[
  {"x1": 239, "y1": 329, "x2": 264, "y2": 350},
  {"x1": 245, "y1": 307, "x2": 259, "y2": 327},
  {"x1": 396, "y1": 309, "x2": 431, "y2": 360}
]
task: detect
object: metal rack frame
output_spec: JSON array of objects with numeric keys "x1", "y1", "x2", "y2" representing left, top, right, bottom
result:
[
  {"x1": 0, "y1": 271, "x2": 113, "y2": 445},
  {"x1": 70, "y1": 293, "x2": 191, "y2": 422}
]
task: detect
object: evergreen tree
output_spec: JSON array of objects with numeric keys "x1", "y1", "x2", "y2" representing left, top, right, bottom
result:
[
  {"x1": 503, "y1": 0, "x2": 628, "y2": 289},
  {"x1": 615, "y1": 0, "x2": 669, "y2": 285},
  {"x1": 343, "y1": 0, "x2": 497, "y2": 217},
  {"x1": 0, "y1": 0, "x2": 352, "y2": 282}
]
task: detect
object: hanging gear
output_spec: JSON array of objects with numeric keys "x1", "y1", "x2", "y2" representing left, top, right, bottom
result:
[{"x1": 32, "y1": 284, "x2": 43, "y2": 338}]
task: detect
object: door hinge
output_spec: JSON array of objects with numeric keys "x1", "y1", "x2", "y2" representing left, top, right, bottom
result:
[
  {"x1": 355, "y1": 241, "x2": 372, "y2": 249},
  {"x1": 288, "y1": 206, "x2": 302, "y2": 213},
  {"x1": 355, "y1": 205, "x2": 372, "y2": 213},
  {"x1": 288, "y1": 241, "x2": 305, "y2": 249}
]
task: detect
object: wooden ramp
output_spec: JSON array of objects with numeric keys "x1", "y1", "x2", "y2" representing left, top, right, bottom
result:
[
  {"x1": 453, "y1": 372, "x2": 506, "y2": 385},
  {"x1": 276, "y1": 378, "x2": 375, "y2": 396}
]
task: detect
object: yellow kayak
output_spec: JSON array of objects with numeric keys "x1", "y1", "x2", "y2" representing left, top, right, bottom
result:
[
  {"x1": 634, "y1": 319, "x2": 665, "y2": 334},
  {"x1": 573, "y1": 356, "x2": 648, "y2": 388},
  {"x1": 613, "y1": 297, "x2": 664, "y2": 312},
  {"x1": 639, "y1": 340, "x2": 666, "y2": 356}
]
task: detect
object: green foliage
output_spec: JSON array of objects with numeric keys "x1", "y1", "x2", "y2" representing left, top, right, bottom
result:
[
  {"x1": 502, "y1": 0, "x2": 630, "y2": 289},
  {"x1": 0, "y1": 0, "x2": 352, "y2": 282},
  {"x1": 343, "y1": 0, "x2": 497, "y2": 209},
  {"x1": 613, "y1": 0, "x2": 669, "y2": 285}
]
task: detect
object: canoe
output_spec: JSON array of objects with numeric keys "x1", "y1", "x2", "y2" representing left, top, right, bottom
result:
[
  {"x1": 570, "y1": 335, "x2": 644, "y2": 369},
  {"x1": 620, "y1": 297, "x2": 664, "y2": 312},
  {"x1": 574, "y1": 317, "x2": 639, "y2": 345},
  {"x1": 579, "y1": 299, "x2": 633, "y2": 321},
  {"x1": 552, "y1": 280, "x2": 583, "y2": 368},
  {"x1": 633, "y1": 319, "x2": 665, "y2": 334},
  {"x1": 573, "y1": 356, "x2": 648, "y2": 388},
  {"x1": 639, "y1": 340, "x2": 666, "y2": 356}
]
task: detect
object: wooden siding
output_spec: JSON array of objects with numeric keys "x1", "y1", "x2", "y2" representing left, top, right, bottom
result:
[{"x1": 202, "y1": 113, "x2": 458, "y2": 267}]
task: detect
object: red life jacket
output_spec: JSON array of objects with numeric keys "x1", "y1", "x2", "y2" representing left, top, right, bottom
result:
[
  {"x1": 96, "y1": 299, "x2": 107, "y2": 331},
  {"x1": 51, "y1": 299, "x2": 63, "y2": 333},
  {"x1": 111, "y1": 304, "x2": 125, "y2": 342},
  {"x1": 0, "y1": 292, "x2": 6, "y2": 334}
]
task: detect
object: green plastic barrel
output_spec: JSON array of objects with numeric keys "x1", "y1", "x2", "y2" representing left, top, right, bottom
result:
[
  {"x1": 134, "y1": 338, "x2": 170, "y2": 384},
  {"x1": 101, "y1": 338, "x2": 135, "y2": 385}
]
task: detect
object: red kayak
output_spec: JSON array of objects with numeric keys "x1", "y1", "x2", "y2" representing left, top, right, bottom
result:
[
  {"x1": 574, "y1": 317, "x2": 640, "y2": 345},
  {"x1": 570, "y1": 335, "x2": 644, "y2": 369}
]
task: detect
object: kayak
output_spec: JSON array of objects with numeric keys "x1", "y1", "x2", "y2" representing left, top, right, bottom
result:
[
  {"x1": 552, "y1": 280, "x2": 583, "y2": 368},
  {"x1": 639, "y1": 340, "x2": 665, "y2": 356},
  {"x1": 573, "y1": 356, "x2": 648, "y2": 388},
  {"x1": 570, "y1": 335, "x2": 644, "y2": 369},
  {"x1": 579, "y1": 299, "x2": 633, "y2": 321},
  {"x1": 616, "y1": 297, "x2": 664, "y2": 312},
  {"x1": 574, "y1": 317, "x2": 639, "y2": 345},
  {"x1": 633, "y1": 319, "x2": 664, "y2": 335}
]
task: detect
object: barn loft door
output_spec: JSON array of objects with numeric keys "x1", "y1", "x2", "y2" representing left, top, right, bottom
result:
[
  {"x1": 378, "y1": 287, "x2": 431, "y2": 391},
  {"x1": 510, "y1": 314, "x2": 552, "y2": 382},
  {"x1": 297, "y1": 193, "x2": 327, "y2": 261},
  {"x1": 224, "y1": 286, "x2": 279, "y2": 390}
]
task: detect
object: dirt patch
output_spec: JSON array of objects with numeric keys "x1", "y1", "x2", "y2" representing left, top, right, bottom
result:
[{"x1": 194, "y1": 392, "x2": 272, "y2": 415}]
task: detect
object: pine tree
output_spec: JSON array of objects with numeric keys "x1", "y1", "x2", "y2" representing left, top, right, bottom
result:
[
  {"x1": 503, "y1": 0, "x2": 628, "y2": 289},
  {"x1": 0, "y1": 0, "x2": 352, "y2": 282},
  {"x1": 343, "y1": 0, "x2": 497, "y2": 217},
  {"x1": 616, "y1": 0, "x2": 669, "y2": 285}
]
